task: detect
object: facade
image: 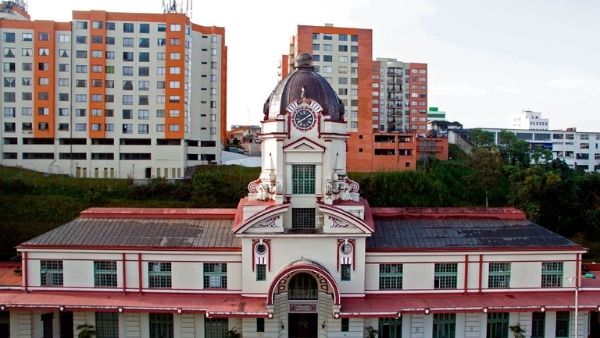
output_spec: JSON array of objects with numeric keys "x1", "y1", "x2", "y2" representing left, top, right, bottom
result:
[
  {"x1": 479, "y1": 127, "x2": 600, "y2": 172},
  {"x1": 510, "y1": 111, "x2": 549, "y2": 131},
  {"x1": 2, "y1": 53, "x2": 600, "y2": 338},
  {"x1": 227, "y1": 125, "x2": 261, "y2": 155},
  {"x1": 374, "y1": 58, "x2": 428, "y2": 134},
  {"x1": 427, "y1": 107, "x2": 446, "y2": 123},
  {"x1": 282, "y1": 24, "x2": 446, "y2": 172},
  {"x1": 0, "y1": 1, "x2": 227, "y2": 179}
]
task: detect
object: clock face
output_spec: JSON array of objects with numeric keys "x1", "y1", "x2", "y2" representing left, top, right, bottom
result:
[{"x1": 293, "y1": 108, "x2": 316, "y2": 131}]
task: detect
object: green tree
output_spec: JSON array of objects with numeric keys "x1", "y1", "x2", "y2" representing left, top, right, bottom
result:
[
  {"x1": 497, "y1": 130, "x2": 530, "y2": 166},
  {"x1": 470, "y1": 129, "x2": 495, "y2": 149},
  {"x1": 465, "y1": 148, "x2": 502, "y2": 207}
]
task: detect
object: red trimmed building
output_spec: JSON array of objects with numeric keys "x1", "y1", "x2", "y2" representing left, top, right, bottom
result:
[{"x1": 0, "y1": 53, "x2": 599, "y2": 338}]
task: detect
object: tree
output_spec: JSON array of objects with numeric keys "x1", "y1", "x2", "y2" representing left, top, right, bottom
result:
[
  {"x1": 470, "y1": 129, "x2": 495, "y2": 149},
  {"x1": 497, "y1": 130, "x2": 530, "y2": 166},
  {"x1": 76, "y1": 324, "x2": 95, "y2": 338},
  {"x1": 465, "y1": 148, "x2": 502, "y2": 207},
  {"x1": 509, "y1": 323, "x2": 525, "y2": 338}
]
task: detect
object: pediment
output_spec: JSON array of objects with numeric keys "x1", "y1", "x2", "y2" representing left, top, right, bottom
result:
[
  {"x1": 317, "y1": 203, "x2": 373, "y2": 234},
  {"x1": 234, "y1": 204, "x2": 289, "y2": 234},
  {"x1": 282, "y1": 137, "x2": 325, "y2": 152}
]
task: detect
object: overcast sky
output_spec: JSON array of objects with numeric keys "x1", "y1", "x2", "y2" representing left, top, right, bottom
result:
[{"x1": 28, "y1": 0, "x2": 600, "y2": 131}]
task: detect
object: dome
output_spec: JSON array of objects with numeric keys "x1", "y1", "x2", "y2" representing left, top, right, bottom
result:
[{"x1": 263, "y1": 52, "x2": 345, "y2": 122}]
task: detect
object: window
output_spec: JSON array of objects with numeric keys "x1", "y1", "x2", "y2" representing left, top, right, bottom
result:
[
  {"x1": 123, "y1": 51, "x2": 134, "y2": 61},
  {"x1": 139, "y1": 81, "x2": 150, "y2": 91},
  {"x1": 138, "y1": 110, "x2": 150, "y2": 120},
  {"x1": 123, "y1": 23, "x2": 134, "y2": 33},
  {"x1": 531, "y1": 312, "x2": 545, "y2": 338},
  {"x1": 256, "y1": 318, "x2": 265, "y2": 333},
  {"x1": 148, "y1": 262, "x2": 171, "y2": 288},
  {"x1": 3, "y1": 32, "x2": 15, "y2": 43},
  {"x1": 76, "y1": 65, "x2": 87, "y2": 73},
  {"x1": 379, "y1": 318, "x2": 402, "y2": 338},
  {"x1": 123, "y1": 66, "x2": 133, "y2": 76},
  {"x1": 169, "y1": 124, "x2": 180, "y2": 132},
  {"x1": 541, "y1": 261, "x2": 563, "y2": 287},
  {"x1": 139, "y1": 23, "x2": 150, "y2": 33},
  {"x1": 3, "y1": 92, "x2": 15, "y2": 102},
  {"x1": 3, "y1": 107, "x2": 15, "y2": 117},
  {"x1": 123, "y1": 37, "x2": 134, "y2": 47},
  {"x1": 434, "y1": 263, "x2": 458, "y2": 289},
  {"x1": 292, "y1": 164, "x2": 315, "y2": 194},
  {"x1": 555, "y1": 311, "x2": 569, "y2": 338},
  {"x1": 4, "y1": 62, "x2": 16, "y2": 72},
  {"x1": 341, "y1": 318, "x2": 349, "y2": 332},
  {"x1": 22, "y1": 33, "x2": 32, "y2": 41},
  {"x1": 58, "y1": 64, "x2": 69, "y2": 72},
  {"x1": 39, "y1": 32, "x2": 49, "y2": 41},
  {"x1": 379, "y1": 264, "x2": 402, "y2": 290},
  {"x1": 291, "y1": 208, "x2": 315, "y2": 229},
  {"x1": 338, "y1": 45, "x2": 348, "y2": 52},
  {"x1": 58, "y1": 108, "x2": 69, "y2": 116},
  {"x1": 204, "y1": 263, "x2": 227, "y2": 288},
  {"x1": 488, "y1": 262, "x2": 510, "y2": 288},
  {"x1": 433, "y1": 314, "x2": 455, "y2": 338},
  {"x1": 95, "y1": 312, "x2": 118, "y2": 338},
  {"x1": 139, "y1": 52, "x2": 150, "y2": 62},
  {"x1": 205, "y1": 318, "x2": 228, "y2": 338},
  {"x1": 40, "y1": 260, "x2": 63, "y2": 286},
  {"x1": 75, "y1": 123, "x2": 86, "y2": 132},
  {"x1": 4, "y1": 47, "x2": 15, "y2": 57},
  {"x1": 138, "y1": 124, "x2": 149, "y2": 134},
  {"x1": 341, "y1": 264, "x2": 351, "y2": 281},
  {"x1": 149, "y1": 313, "x2": 173, "y2": 338},
  {"x1": 256, "y1": 264, "x2": 266, "y2": 281},
  {"x1": 94, "y1": 261, "x2": 117, "y2": 287},
  {"x1": 22, "y1": 48, "x2": 32, "y2": 57},
  {"x1": 486, "y1": 312, "x2": 509, "y2": 338},
  {"x1": 158, "y1": 24, "x2": 167, "y2": 32}
]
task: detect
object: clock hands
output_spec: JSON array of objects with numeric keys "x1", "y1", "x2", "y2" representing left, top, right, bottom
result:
[{"x1": 297, "y1": 113, "x2": 313, "y2": 125}]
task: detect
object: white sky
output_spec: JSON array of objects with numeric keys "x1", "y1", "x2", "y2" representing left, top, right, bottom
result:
[{"x1": 27, "y1": 0, "x2": 600, "y2": 131}]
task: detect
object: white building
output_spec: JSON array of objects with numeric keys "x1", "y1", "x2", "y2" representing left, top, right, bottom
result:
[
  {"x1": 510, "y1": 111, "x2": 549, "y2": 131},
  {"x1": 480, "y1": 128, "x2": 600, "y2": 172},
  {"x1": 1, "y1": 53, "x2": 600, "y2": 338},
  {"x1": 0, "y1": 1, "x2": 226, "y2": 179}
]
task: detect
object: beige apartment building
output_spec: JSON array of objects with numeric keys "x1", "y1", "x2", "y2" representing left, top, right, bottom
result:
[{"x1": 0, "y1": 0, "x2": 227, "y2": 179}]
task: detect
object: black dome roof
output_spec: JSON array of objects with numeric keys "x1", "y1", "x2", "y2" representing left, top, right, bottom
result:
[{"x1": 263, "y1": 53, "x2": 345, "y2": 122}]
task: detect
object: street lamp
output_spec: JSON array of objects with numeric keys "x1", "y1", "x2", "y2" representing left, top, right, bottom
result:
[{"x1": 568, "y1": 277, "x2": 578, "y2": 338}]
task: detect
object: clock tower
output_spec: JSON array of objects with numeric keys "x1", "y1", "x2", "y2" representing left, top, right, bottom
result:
[{"x1": 233, "y1": 53, "x2": 373, "y2": 325}]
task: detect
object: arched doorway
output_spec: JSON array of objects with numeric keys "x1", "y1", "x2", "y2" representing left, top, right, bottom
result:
[
  {"x1": 267, "y1": 260, "x2": 341, "y2": 338},
  {"x1": 288, "y1": 273, "x2": 318, "y2": 338}
]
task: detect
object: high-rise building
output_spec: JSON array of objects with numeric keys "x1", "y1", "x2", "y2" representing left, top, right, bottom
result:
[
  {"x1": 282, "y1": 24, "x2": 446, "y2": 172},
  {"x1": 374, "y1": 58, "x2": 428, "y2": 133},
  {"x1": 0, "y1": 0, "x2": 226, "y2": 179},
  {"x1": 510, "y1": 110, "x2": 549, "y2": 130}
]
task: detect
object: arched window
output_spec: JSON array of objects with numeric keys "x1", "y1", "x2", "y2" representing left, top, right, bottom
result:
[{"x1": 288, "y1": 273, "x2": 318, "y2": 300}]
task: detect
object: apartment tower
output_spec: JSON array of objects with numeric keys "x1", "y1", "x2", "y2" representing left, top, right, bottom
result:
[
  {"x1": 0, "y1": 0, "x2": 226, "y2": 179},
  {"x1": 283, "y1": 24, "x2": 446, "y2": 172}
]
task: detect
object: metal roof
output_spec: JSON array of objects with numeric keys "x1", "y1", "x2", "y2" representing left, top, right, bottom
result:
[
  {"x1": 21, "y1": 217, "x2": 239, "y2": 249},
  {"x1": 368, "y1": 218, "x2": 580, "y2": 250}
]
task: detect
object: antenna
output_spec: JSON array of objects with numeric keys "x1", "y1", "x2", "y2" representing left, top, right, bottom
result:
[{"x1": 162, "y1": 0, "x2": 191, "y2": 17}]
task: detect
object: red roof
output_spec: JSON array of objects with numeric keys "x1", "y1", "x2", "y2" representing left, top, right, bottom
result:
[
  {"x1": 0, "y1": 291, "x2": 267, "y2": 317},
  {"x1": 0, "y1": 263, "x2": 21, "y2": 287},
  {"x1": 81, "y1": 208, "x2": 237, "y2": 219},
  {"x1": 340, "y1": 291, "x2": 600, "y2": 317},
  {"x1": 371, "y1": 207, "x2": 527, "y2": 220}
]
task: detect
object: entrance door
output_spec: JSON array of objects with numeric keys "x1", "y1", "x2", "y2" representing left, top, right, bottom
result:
[
  {"x1": 289, "y1": 313, "x2": 318, "y2": 338},
  {"x1": 60, "y1": 311, "x2": 73, "y2": 338}
]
